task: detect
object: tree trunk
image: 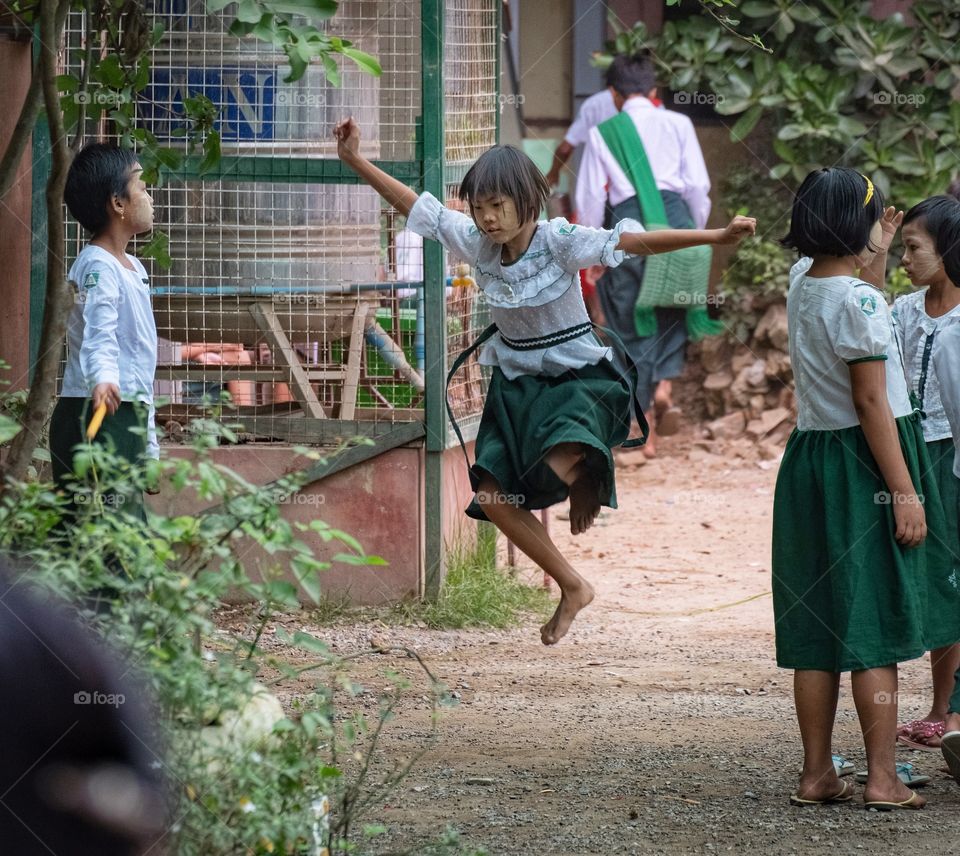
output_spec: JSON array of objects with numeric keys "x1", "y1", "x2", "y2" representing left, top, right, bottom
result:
[{"x1": 0, "y1": 0, "x2": 73, "y2": 487}]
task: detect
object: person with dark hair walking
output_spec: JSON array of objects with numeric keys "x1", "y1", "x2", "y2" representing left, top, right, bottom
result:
[
  {"x1": 335, "y1": 116, "x2": 754, "y2": 645},
  {"x1": 576, "y1": 53, "x2": 712, "y2": 457}
]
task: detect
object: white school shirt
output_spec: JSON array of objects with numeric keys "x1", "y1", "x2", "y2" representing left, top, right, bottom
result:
[
  {"x1": 892, "y1": 288, "x2": 960, "y2": 442},
  {"x1": 61, "y1": 245, "x2": 159, "y2": 458},
  {"x1": 405, "y1": 192, "x2": 643, "y2": 379},
  {"x1": 575, "y1": 96, "x2": 712, "y2": 230},
  {"x1": 564, "y1": 88, "x2": 617, "y2": 147},
  {"x1": 787, "y1": 257, "x2": 913, "y2": 431},
  {"x1": 933, "y1": 323, "x2": 960, "y2": 478}
]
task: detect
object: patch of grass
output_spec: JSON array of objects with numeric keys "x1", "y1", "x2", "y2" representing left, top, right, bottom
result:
[{"x1": 395, "y1": 523, "x2": 554, "y2": 630}]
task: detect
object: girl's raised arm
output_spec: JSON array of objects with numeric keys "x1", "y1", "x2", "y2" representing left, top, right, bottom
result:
[
  {"x1": 616, "y1": 214, "x2": 756, "y2": 256},
  {"x1": 335, "y1": 118, "x2": 418, "y2": 217}
]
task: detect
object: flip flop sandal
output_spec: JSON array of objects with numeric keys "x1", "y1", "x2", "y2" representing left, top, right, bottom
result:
[
  {"x1": 789, "y1": 779, "x2": 855, "y2": 807},
  {"x1": 897, "y1": 718, "x2": 930, "y2": 738},
  {"x1": 941, "y1": 730, "x2": 960, "y2": 784},
  {"x1": 897, "y1": 719, "x2": 945, "y2": 751},
  {"x1": 854, "y1": 763, "x2": 931, "y2": 788},
  {"x1": 834, "y1": 754, "x2": 855, "y2": 777},
  {"x1": 865, "y1": 791, "x2": 924, "y2": 811},
  {"x1": 796, "y1": 754, "x2": 855, "y2": 777},
  {"x1": 655, "y1": 406, "x2": 683, "y2": 437}
]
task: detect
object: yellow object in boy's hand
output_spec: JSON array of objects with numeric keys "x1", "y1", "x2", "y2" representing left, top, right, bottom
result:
[{"x1": 86, "y1": 402, "x2": 107, "y2": 440}]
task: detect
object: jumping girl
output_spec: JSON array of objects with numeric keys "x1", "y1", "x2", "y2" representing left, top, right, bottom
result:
[{"x1": 335, "y1": 118, "x2": 755, "y2": 646}]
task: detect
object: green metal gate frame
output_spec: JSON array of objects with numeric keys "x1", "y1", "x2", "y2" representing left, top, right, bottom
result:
[{"x1": 29, "y1": 0, "x2": 501, "y2": 599}]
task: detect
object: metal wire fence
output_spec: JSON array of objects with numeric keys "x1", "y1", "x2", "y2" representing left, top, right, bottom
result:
[{"x1": 62, "y1": 0, "x2": 498, "y2": 447}]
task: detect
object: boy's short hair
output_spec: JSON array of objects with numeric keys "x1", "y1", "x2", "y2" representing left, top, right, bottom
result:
[
  {"x1": 64, "y1": 143, "x2": 139, "y2": 234},
  {"x1": 904, "y1": 195, "x2": 960, "y2": 287},
  {"x1": 458, "y1": 145, "x2": 550, "y2": 225},
  {"x1": 606, "y1": 53, "x2": 657, "y2": 99},
  {"x1": 781, "y1": 167, "x2": 885, "y2": 258}
]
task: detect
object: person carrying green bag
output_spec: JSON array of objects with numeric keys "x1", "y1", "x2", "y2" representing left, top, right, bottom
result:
[{"x1": 576, "y1": 53, "x2": 714, "y2": 457}]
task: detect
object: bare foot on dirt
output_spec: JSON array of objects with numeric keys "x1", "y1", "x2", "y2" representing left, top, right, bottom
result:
[
  {"x1": 568, "y1": 474, "x2": 601, "y2": 535},
  {"x1": 862, "y1": 778, "x2": 926, "y2": 809},
  {"x1": 540, "y1": 582, "x2": 595, "y2": 645}
]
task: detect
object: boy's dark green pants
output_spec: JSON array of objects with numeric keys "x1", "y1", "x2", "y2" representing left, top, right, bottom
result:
[{"x1": 49, "y1": 397, "x2": 148, "y2": 521}]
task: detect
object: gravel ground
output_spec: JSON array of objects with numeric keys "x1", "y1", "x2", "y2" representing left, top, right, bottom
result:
[{"x1": 246, "y1": 431, "x2": 960, "y2": 855}]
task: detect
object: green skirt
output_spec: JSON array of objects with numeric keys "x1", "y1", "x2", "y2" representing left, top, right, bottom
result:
[
  {"x1": 49, "y1": 397, "x2": 148, "y2": 519},
  {"x1": 466, "y1": 361, "x2": 631, "y2": 521},
  {"x1": 772, "y1": 413, "x2": 960, "y2": 672}
]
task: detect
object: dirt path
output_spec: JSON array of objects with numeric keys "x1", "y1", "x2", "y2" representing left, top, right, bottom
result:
[{"x1": 286, "y1": 434, "x2": 960, "y2": 854}]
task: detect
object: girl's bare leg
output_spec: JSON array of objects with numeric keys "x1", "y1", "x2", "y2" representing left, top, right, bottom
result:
[
  {"x1": 852, "y1": 666, "x2": 925, "y2": 807},
  {"x1": 929, "y1": 644, "x2": 960, "y2": 725},
  {"x1": 476, "y1": 474, "x2": 593, "y2": 645},
  {"x1": 793, "y1": 670, "x2": 844, "y2": 800},
  {"x1": 543, "y1": 442, "x2": 601, "y2": 535}
]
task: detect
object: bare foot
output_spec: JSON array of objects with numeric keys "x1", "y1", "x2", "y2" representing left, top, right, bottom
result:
[
  {"x1": 794, "y1": 771, "x2": 848, "y2": 803},
  {"x1": 540, "y1": 582, "x2": 595, "y2": 645},
  {"x1": 641, "y1": 442, "x2": 657, "y2": 460},
  {"x1": 568, "y1": 473, "x2": 600, "y2": 535},
  {"x1": 862, "y1": 776, "x2": 926, "y2": 808}
]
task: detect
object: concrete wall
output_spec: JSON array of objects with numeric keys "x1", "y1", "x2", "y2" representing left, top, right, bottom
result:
[
  {"x1": 0, "y1": 35, "x2": 34, "y2": 391},
  {"x1": 149, "y1": 440, "x2": 478, "y2": 606}
]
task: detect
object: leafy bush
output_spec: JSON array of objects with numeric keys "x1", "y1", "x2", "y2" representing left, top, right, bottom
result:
[{"x1": 0, "y1": 417, "x2": 453, "y2": 855}]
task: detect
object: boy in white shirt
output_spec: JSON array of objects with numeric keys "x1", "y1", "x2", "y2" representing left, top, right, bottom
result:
[{"x1": 50, "y1": 143, "x2": 158, "y2": 512}]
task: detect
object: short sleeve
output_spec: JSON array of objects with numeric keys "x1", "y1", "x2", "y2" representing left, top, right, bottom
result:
[
  {"x1": 544, "y1": 217, "x2": 644, "y2": 274},
  {"x1": 564, "y1": 104, "x2": 592, "y2": 147},
  {"x1": 405, "y1": 191, "x2": 483, "y2": 264},
  {"x1": 834, "y1": 285, "x2": 891, "y2": 364}
]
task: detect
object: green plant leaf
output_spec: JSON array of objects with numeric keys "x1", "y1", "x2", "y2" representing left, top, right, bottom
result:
[{"x1": 340, "y1": 46, "x2": 381, "y2": 77}]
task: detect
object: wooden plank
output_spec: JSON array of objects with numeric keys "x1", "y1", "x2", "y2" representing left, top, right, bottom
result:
[
  {"x1": 248, "y1": 301, "x2": 327, "y2": 419},
  {"x1": 232, "y1": 416, "x2": 422, "y2": 445},
  {"x1": 339, "y1": 302, "x2": 370, "y2": 421}
]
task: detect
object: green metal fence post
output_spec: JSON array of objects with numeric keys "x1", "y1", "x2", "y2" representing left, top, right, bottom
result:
[{"x1": 421, "y1": 0, "x2": 447, "y2": 600}]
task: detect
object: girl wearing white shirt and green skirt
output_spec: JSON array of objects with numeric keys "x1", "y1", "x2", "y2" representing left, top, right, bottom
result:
[{"x1": 773, "y1": 168, "x2": 960, "y2": 811}]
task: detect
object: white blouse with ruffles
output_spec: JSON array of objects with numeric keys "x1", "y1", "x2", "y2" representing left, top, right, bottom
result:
[{"x1": 405, "y1": 191, "x2": 643, "y2": 380}]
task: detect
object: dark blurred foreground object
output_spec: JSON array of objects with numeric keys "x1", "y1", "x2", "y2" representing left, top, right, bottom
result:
[{"x1": 0, "y1": 568, "x2": 168, "y2": 855}]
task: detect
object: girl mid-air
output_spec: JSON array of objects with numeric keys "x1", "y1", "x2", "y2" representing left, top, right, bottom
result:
[{"x1": 336, "y1": 118, "x2": 755, "y2": 645}]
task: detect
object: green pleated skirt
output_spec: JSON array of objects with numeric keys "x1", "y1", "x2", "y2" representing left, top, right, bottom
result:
[
  {"x1": 465, "y1": 361, "x2": 631, "y2": 521},
  {"x1": 772, "y1": 413, "x2": 960, "y2": 672}
]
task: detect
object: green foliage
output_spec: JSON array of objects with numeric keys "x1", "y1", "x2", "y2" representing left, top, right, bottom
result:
[
  {"x1": 653, "y1": 1, "x2": 960, "y2": 207},
  {"x1": 393, "y1": 523, "x2": 553, "y2": 630},
  {"x1": 0, "y1": 418, "x2": 449, "y2": 855}
]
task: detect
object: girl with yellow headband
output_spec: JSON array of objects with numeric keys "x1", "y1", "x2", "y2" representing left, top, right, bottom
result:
[{"x1": 773, "y1": 167, "x2": 960, "y2": 811}]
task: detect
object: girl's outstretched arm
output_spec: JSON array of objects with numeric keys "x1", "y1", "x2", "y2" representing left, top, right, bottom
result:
[
  {"x1": 615, "y1": 214, "x2": 756, "y2": 255},
  {"x1": 850, "y1": 360, "x2": 926, "y2": 547},
  {"x1": 335, "y1": 117, "x2": 418, "y2": 217}
]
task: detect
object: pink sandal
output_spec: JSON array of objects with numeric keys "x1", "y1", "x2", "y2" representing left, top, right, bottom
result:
[{"x1": 897, "y1": 719, "x2": 945, "y2": 751}]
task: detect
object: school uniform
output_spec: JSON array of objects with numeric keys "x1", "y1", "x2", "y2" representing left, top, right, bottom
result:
[
  {"x1": 893, "y1": 289, "x2": 960, "y2": 608},
  {"x1": 50, "y1": 246, "x2": 158, "y2": 501},
  {"x1": 407, "y1": 191, "x2": 643, "y2": 520},
  {"x1": 575, "y1": 96, "x2": 711, "y2": 410},
  {"x1": 772, "y1": 258, "x2": 960, "y2": 672}
]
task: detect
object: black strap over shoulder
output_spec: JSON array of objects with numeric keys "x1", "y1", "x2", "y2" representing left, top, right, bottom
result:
[{"x1": 444, "y1": 323, "x2": 650, "y2": 474}]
